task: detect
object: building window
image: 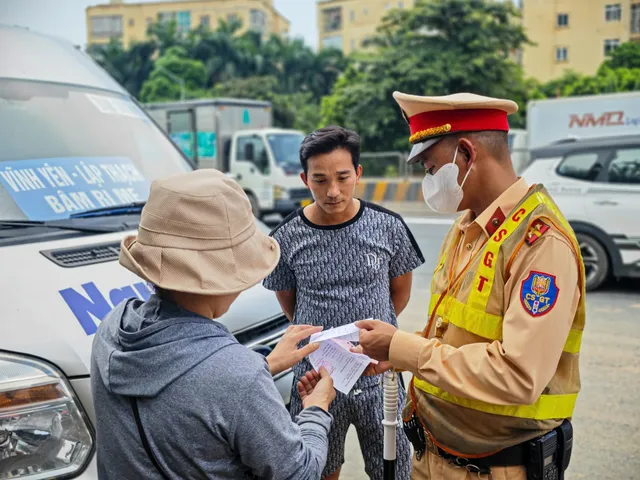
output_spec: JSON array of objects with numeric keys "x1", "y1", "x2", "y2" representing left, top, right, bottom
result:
[
  {"x1": 158, "y1": 12, "x2": 174, "y2": 24},
  {"x1": 556, "y1": 47, "x2": 568, "y2": 62},
  {"x1": 177, "y1": 11, "x2": 191, "y2": 33},
  {"x1": 322, "y1": 35, "x2": 343, "y2": 50},
  {"x1": 322, "y1": 7, "x2": 342, "y2": 32},
  {"x1": 604, "y1": 38, "x2": 621, "y2": 55},
  {"x1": 158, "y1": 11, "x2": 190, "y2": 33},
  {"x1": 605, "y1": 4, "x2": 622, "y2": 22},
  {"x1": 557, "y1": 13, "x2": 569, "y2": 27},
  {"x1": 632, "y1": 4, "x2": 640, "y2": 32},
  {"x1": 146, "y1": 17, "x2": 152, "y2": 26},
  {"x1": 200, "y1": 15, "x2": 210, "y2": 28},
  {"x1": 399, "y1": 1, "x2": 404, "y2": 7},
  {"x1": 90, "y1": 15, "x2": 123, "y2": 38},
  {"x1": 363, "y1": 7, "x2": 369, "y2": 16},
  {"x1": 350, "y1": 39, "x2": 356, "y2": 50},
  {"x1": 228, "y1": 13, "x2": 239, "y2": 23},
  {"x1": 350, "y1": 10, "x2": 355, "y2": 22},
  {"x1": 128, "y1": 18, "x2": 134, "y2": 27},
  {"x1": 250, "y1": 9, "x2": 266, "y2": 33},
  {"x1": 385, "y1": 2, "x2": 391, "y2": 9}
]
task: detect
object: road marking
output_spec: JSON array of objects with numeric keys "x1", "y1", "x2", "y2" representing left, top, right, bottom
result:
[{"x1": 403, "y1": 217, "x2": 456, "y2": 225}]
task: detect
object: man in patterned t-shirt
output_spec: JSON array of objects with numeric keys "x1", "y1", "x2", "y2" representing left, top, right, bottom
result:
[{"x1": 263, "y1": 126, "x2": 424, "y2": 480}]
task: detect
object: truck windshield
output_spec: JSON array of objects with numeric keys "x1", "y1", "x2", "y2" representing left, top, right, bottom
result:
[
  {"x1": 0, "y1": 79, "x2": 191, "y2": 224},
  {"x1": 267, "y1": 133, "x2": 304, "y2": 171}
]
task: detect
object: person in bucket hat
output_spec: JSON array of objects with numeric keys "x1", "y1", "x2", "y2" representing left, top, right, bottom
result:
[
  {"x1": 91, "y1": 169, "x2": 336, "y2": 480},
  {"x1": 357, "y1": 93, "x2": 585, "y2": 479}
]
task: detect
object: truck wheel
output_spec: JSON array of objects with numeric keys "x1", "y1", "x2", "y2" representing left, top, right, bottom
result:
[
  {"x1": 246, "y1": 192, "x2": 262, "y2": 220},
  {"x1": 576, "y1": 233, "x2": 609, "y2": 291}
]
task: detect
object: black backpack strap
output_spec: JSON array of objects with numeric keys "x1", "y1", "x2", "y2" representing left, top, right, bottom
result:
[{"x1": 130, "y1": 397, "x2": 171, "y2": 480}]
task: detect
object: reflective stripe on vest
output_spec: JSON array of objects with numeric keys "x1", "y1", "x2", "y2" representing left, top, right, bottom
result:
[
  {"x1": 413, "y1": 378, "x2": 578, "y2": 420},
  {"x1": 427, "y1": 295, "x2": 583, "y2": 354},
  {"x1": 415, "y1": 190, "x2": 582, "y2": 420}
]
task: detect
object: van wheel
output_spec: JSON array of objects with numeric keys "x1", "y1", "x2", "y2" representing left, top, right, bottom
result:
[
  {"x1": 576, "y1": 233, "x2": 609, "y2": 291},
  {"x1": 246, "y1": 192, "x2": 262, "y2": 219}
]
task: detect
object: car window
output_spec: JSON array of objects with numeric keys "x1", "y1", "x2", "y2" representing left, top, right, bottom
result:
[
  {"x1": 608, "y1": 148, "x2": 640, "y2": 184},
  {"x1": 556, "y1": 152, "x2": 602, "y2": 181}
]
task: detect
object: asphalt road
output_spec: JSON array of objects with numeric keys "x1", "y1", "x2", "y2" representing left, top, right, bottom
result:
[{"x1": 266, "y1": 210, "x2": 640, "y2": 480}]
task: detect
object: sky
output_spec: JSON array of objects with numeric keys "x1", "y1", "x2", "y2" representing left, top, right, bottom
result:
[{"x1": 0, "y1": 0, "x2": 318, "y2": 50}]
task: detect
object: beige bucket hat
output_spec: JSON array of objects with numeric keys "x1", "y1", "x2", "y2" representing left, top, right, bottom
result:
[{"x1": 120, "y1": 169, "x2": 280, "y2": 295}]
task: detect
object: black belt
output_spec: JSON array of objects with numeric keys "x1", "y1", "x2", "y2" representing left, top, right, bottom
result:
[{"x1": 434, "y1": 442, "x2": 526, "y2": 475}]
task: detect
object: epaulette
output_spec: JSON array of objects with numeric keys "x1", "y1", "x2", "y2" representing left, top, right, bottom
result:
[{"x1": 525, "y1": 218, "x2": 550, "y2": 246}]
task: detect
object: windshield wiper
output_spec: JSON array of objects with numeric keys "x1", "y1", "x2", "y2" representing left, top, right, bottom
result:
[
  {"x1": 70, "y1": 201, "x2": 146, "y2": 218},
  {"x1": 0, "y1": 219, "x2": 123, "y2": 233}
]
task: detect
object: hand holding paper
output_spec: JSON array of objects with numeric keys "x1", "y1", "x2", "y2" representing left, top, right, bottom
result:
[{"x1": 308, "y1": 321, "x2": 378, "y2": 395}]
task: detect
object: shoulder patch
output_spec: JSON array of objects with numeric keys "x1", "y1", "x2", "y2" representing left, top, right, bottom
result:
[
  {"x1": 520, "y1": 271, "x2": 559, "y2": 317},
  {"x1": 525, "y1": 219, "x2": 550, "y2": 246}
]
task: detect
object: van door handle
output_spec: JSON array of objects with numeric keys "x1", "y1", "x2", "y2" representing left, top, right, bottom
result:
[{"x1": 594, "y1": 200, "x2": 618, "y2": 206}]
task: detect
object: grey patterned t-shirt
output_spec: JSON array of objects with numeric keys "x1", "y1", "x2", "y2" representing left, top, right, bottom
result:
[{"x1": 263, "y1": 201, "x2": 425, "y2": 390}]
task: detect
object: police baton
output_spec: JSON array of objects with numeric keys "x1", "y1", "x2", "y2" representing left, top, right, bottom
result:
[{"x1": 382, "y1": 370, "x2": 398, "y2": 480}]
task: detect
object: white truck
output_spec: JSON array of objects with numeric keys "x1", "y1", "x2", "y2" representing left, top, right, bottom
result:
[{"x1": 145, "y1": 99, "x2": 312, "y2": 218}]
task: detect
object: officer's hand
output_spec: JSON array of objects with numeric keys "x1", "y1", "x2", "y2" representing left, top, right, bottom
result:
[
  {"x1": 349, "y1": 345, "x2": 393, "y2": 376},
  {"x1": 266, "y1": 324, "x2": 323, "y2": 376},
  {"x1": 355, "y1": 319, "x2": 398, "y2": 362},
  {"x1": 298, "y1": 368, "x2": 336, "y2": 412}
]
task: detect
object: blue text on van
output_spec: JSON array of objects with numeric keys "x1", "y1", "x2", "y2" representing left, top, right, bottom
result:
[{"x1": 59, "y1": 281, "x2": 152, "y2": 335}]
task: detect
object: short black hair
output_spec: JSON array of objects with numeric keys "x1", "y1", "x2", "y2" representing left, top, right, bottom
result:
[{"x1": 300, "y1": 126, "x2": 360, "y2": 174}]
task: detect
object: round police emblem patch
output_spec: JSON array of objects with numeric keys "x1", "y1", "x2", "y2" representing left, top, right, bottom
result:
[{"x1": 520, "y1": 271, "x2": 559, "y2": 317}]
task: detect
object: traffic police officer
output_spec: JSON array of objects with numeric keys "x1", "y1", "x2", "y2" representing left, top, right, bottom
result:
[{"x1": 357, "y1": 92, "x2": 586, "y2": 479}]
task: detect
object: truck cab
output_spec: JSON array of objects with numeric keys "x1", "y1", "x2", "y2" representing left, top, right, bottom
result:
[{"x1": 145, "y1": 100, "x2": 312, "y2": 219}]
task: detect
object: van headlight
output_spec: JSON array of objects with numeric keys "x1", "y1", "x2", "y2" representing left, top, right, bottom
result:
[
  {"x1": 0, "y1": 352, "x2": 93, "y2": 479},
  {"x1": 274, "y1": 186, "x2": 289, "y2": 200}
]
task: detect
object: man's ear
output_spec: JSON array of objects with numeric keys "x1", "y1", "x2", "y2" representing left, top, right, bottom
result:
[
  {"x1": 301, "y1": 172, "x2": 309, "y2": 188},
  {"x1": 356, "y1": 164, "x2": 363, "y2": 183},
  {"x1": 458, "y1": 138, "x2": 477, "y2": 167}
]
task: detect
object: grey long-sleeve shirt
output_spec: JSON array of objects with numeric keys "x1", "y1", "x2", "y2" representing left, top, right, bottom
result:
[{"x1": 91, "y1": 295, "x2": 332, "y2": 479}]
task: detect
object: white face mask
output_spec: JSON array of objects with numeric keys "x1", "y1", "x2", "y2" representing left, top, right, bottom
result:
[{"x1": 421, "y1": 146, "x2": 472, "y2": 214}]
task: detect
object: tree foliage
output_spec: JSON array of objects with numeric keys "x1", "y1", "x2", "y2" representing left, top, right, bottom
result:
[{"x1": 321, "y1": 0, "x2": 530, "y2": 151}]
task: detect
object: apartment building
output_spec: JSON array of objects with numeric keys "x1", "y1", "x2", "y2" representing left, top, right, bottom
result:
[
  {"x1": 522, "y1": 0, "x2": 640, "y2": 82},
  {"x1": 86, "y1": 0, "x2": 290, "y2": 47},
  {"x1": 317, "y1": 0, "x2": 416, "y2": 54}
]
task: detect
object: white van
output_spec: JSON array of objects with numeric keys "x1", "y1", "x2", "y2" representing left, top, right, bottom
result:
[
  {"x1": 0, "y1": 25, "x2": 292, "y2": 479},
  {"x1": 522, "y1": 134, "x2": 640, "y2": 291}
]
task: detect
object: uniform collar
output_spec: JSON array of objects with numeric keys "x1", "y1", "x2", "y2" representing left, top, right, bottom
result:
[{"x1": 457, "y1": 178, "x2": 530, "y2": 236}]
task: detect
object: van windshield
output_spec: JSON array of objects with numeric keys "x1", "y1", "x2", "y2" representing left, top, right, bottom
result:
[{"x1": 0, "y1": 79, "x2": 191, "y2": 223}]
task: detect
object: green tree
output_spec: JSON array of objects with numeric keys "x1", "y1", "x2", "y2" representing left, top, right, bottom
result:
[
  {"x1": 87, "y1": 38, "x2": 155, "y2": 98},
  {"x1": 140, "y1": 46, "x2": 208, "y2": 102},
  {"x1": 321, "y1": 0, "x2": 530, "y2": 151},
  {"x1": 602, "y1": 41, "x2": 640, "y2": 70}
]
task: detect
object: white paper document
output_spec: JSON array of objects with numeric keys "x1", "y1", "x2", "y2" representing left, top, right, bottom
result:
[{"x1": 308, "y1": 322, "x2": 377, "y2": 395}]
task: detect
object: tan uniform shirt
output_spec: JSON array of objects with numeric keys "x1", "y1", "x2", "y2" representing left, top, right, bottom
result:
[{"x1": 390, "y1": 179, "x2": 582, "y2": 406}]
